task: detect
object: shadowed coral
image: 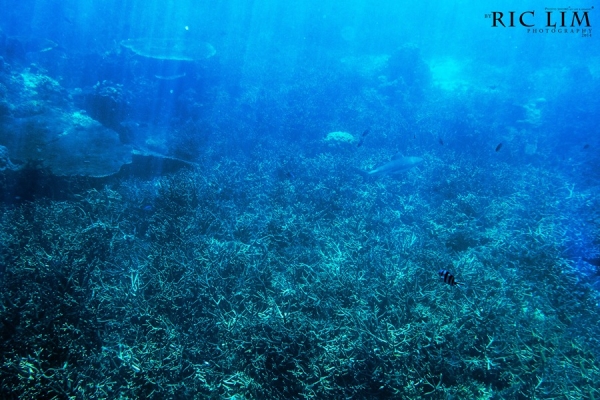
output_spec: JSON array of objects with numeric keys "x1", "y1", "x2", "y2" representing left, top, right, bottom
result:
[
  {"x1": 2, "y1": 109, "x2": 131, "y2": 177},
  {"x1": 0, "y1": 68, "x2": 132, "y2": 177}
]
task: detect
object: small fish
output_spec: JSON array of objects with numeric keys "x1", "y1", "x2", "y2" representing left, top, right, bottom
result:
[
  {"x1": 357, "y1": 129, "x2": 370, "y2": 147},
  {"x1": 142, "y1": 205, "x2": 153, "y2": 212},
  {"x1": 583, "y1": 144, "x2": 590, "y2": 149},
  {"x1": 438, "y1": 269, "x2": 461, "y2": 286},
  {"x1": 438, "y1": 138, "x2": 444, "y2": 146},
  {"x1": 495, "y1": 143, "x2": 503, "y2": 152}
]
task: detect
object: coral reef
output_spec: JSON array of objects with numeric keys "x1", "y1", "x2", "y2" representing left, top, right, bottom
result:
[
  {"x1": 382, "y1": 44, "x2": 432, "y2": 100},
  {"x1": 0, "y1": 145, "x2": 598, "y2": 399},
  {"x1": 324, "y1": 130, "x2": 356, "y2": 144},
  {"x1": 0, "y1": 69, "x2": 132, "y2": 177},
  {"x1": 83, "y1": 80, "x2": 133, "y2": 143},
  {"x1": 0, "y1": 145, "x2": 17, "y2": 170},
  {"x1": 0, "y1": 21, "x2": 598, "y2": 400}
]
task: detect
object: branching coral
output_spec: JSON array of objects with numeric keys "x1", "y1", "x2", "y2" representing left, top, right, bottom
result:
[{"x1": 0, "y1": 145, "x2": 599, "y2": 399}]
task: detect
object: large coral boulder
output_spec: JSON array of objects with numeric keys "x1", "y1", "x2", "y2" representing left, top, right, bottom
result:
[{"x1": 0, "y1": 70, "x2": 132, "y2": 177}]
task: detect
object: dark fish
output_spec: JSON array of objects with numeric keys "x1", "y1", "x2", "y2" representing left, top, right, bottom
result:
[
  {"x1": 438, "y1": 138, "x2": 444, "y2": 146},
  {"x1": 357, "y1": 129, "x2": 370, "y2": 147},
  {"x1": 495, "y1": 143, "x2": 503, "y2": 152},
  {"x1": 438, "y1": 269, "x2": 461, "y2": 286},
  {"x1": 583, "y1": 144, "x2": 590, "y2": 149}
]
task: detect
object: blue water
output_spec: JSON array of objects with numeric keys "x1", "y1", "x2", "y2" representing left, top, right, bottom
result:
[{"x1": 0, "y1": 0, "x2": 598, "y2": 398}]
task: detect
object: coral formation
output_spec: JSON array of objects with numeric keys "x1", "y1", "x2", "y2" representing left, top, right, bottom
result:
[
  {"x1": 120, "y1": 38, "x2": 216, "y2": 61},
  {"x1": 0, "y1": 145, "x2": 16, "y2": 170},
  {"x1": 0, "y1": 69, "x2": 132, "y2": 177},
  {"x1": 324, "y1": 130, "x2": 356, "y2": 143},
  {"x1": 0, "y1": 146, "x2": 598, "y2": 398}
]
